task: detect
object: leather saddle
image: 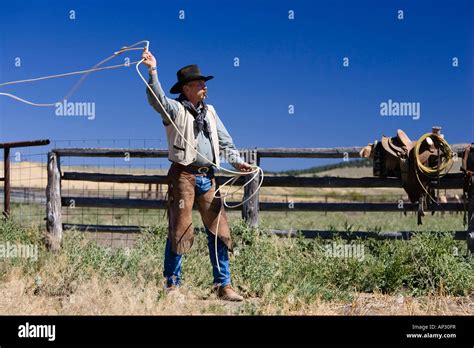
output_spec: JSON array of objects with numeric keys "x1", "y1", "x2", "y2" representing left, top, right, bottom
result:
[
  {"x1": 381, "y1": 129, "x2": 415, "y2": 158},
  {"x1": 361, "y1": 129, "x2": 445, "y2": 204}
]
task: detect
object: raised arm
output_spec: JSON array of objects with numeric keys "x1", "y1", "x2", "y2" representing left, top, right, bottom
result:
[{"x1": 142, "y1": 49, "x2": 180, "y2": 125}]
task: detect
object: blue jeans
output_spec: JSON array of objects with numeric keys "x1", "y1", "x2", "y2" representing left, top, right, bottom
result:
[{"x1": 163, "y1": 174, "x2": 231, "y2": 288}]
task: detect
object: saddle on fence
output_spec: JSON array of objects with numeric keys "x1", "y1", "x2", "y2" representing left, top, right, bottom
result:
[
  {"x1": 360, "y1": 128, "x2": 452, "y2": 224},
  {"x1": 461, "y1": 143, "x2": 474, "y2": 189}
]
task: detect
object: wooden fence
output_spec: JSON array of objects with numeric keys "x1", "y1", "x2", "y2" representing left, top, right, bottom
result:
[
  {"x1": 45, "y1": 145, "x2": 474, "y2": 252},
  {"x1": 1, "y1": 139, "x2": 50, "y2": 217}
]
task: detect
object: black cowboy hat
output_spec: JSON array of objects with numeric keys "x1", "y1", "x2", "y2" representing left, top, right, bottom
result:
[{"x1": 170, "y1": 64, "x2": 214, "y2": 94}]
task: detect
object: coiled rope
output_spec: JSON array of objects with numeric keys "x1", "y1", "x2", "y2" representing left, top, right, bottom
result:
[{"x1": 413, "y1": 133, "x2": 454, "y2": 204}]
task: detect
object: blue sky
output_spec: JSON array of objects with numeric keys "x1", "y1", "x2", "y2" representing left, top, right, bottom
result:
[{"x1": 0, "y1": 0, "x2": 473, "y2": 171}]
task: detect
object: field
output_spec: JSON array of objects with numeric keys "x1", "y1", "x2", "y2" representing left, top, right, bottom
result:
[
  {"x1": 0, "y1": 210, "x2": 473, "y2": 315},
  {"x1": 0, "y1": 159, "x2": 472, "y2": 315}
]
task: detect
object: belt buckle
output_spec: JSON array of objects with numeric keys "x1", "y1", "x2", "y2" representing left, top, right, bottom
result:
[{"x1": 197, "y1": 167, "x2": 209, "y2": 174}]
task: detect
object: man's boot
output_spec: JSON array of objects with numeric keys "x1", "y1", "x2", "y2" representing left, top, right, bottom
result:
[{"x1": 215, "y1": 285, "x2": 244, "y2": 302}]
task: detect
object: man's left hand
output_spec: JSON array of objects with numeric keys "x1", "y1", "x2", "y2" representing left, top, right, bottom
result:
[{"x1": 238, "y1": 162, "x2": 253, "y2": 172}]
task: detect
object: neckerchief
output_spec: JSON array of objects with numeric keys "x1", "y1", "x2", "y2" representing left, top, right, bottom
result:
[{"x1": 177, "y1": 94, "x2": 210, "y2": 135}]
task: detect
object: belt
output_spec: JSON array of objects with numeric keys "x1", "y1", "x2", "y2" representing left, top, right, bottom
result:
[{"x1": 172, "y1": 162, "x2": 214, "y2": 175}]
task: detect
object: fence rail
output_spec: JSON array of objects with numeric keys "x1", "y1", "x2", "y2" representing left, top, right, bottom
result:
[
  {"x1": 53, "y1": 145, "x2": 469, "y2": 158},
  {"x1": 1, "y1": 139, "x2": 50, "y2": 217},
  {"x1": 60, "y1": 196, "x2": 463, "y2": 212},
  {"x1": 62, "y1": 171, "x2": 464, "y2": 189},
  {"x1": 60, "y1": 224, "x2": 468, "y2": 241}
]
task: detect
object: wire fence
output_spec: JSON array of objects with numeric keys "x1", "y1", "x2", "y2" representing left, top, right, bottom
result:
[{"x1": 1, "y1": 138, "x2": 464, "y2": 235}]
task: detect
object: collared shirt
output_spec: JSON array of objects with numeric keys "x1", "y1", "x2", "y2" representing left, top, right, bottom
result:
[{"x1": 147, "y1": 72, "x2": 244, "y2": 169}]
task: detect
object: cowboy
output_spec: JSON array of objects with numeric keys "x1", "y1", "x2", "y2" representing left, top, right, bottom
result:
[{"x1": 142, "y1": 49, "x2": 252, "y2": 302}]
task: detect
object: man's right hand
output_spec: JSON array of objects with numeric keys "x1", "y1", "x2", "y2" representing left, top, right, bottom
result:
[{"x1": 142, "y1": 48, "x2": 157, "y2": 69}]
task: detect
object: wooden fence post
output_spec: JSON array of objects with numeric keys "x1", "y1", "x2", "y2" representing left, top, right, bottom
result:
[
  {"x1": 3, "y1": 147, "x2": 11, "y2": 218},
  {"x1": 468, "y1": 177, "x2": 474, "y2": 253},
  {"x1": 242, "y1": 150, "x2": 260, "y2": 227},
  {"x1": 46, "y1": 151, "x2": 63, "y2": 251}
]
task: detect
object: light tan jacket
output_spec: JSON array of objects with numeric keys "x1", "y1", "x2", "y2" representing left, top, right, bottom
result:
[{"x1": 165, "y1": 103, "x2": 221, "y2": 167}]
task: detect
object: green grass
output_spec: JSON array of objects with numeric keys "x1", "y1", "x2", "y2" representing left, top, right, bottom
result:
[{"x1": 0, "y1": 211, "x2": 472, "y2": 313}]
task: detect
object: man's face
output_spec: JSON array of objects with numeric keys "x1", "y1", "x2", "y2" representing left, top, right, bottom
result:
[{"x1": 183, "y1": 80, "x2": 207, "y2": 102}]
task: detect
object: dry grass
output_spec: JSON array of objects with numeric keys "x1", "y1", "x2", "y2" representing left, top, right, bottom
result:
[
  {"x1": 0, "y1": 269, "x2": 471, "y2": 315},
  {"x1": 3, "y1": 160, "x2": 168, "y2": 193}
]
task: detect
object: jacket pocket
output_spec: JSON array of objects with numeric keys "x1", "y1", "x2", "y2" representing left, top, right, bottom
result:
[
  {"x1": 172, "y1": 136, "x2": 186, "y2": 162},
  {"x1": 173, "y1": 144, "x2": 185, "y2": 151}
]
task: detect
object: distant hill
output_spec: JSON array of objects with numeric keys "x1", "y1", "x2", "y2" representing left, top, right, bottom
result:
[{"x1": 271, "y1": 159, "x2": 372, "y2": 176}]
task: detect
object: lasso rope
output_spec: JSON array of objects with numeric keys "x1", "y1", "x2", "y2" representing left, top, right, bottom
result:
[
  {"x1": 0, "y1": 40, "x2": 148, "y2": 105},
  {"x1": 414, "y1": 133, "x2": 454, "y2": 176},
  {"x1": 0, "y1": 40, "x2": 264, "y2": 276},
  {"x1": 413, "y1": 133, "x2": 454, "y2": 204}
]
